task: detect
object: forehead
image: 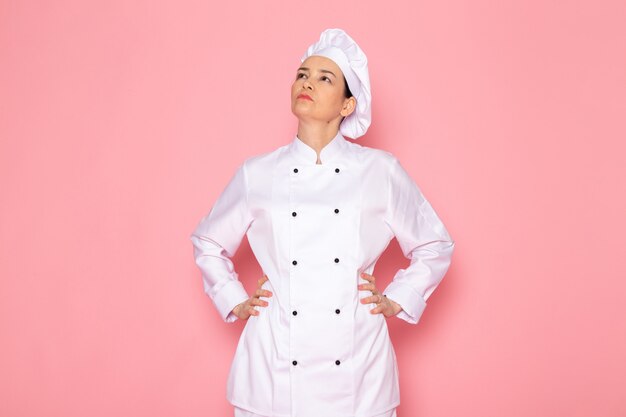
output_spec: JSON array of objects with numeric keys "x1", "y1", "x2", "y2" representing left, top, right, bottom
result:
[{"x1": 299, "y1": 55, "x2": 343, "y2": 76}]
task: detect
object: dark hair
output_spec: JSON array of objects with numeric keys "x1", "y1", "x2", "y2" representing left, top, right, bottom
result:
[
  {"x1": 341, "y1": 76, "x2": 353, "y2": 124},
  {"x1": 343, "y1": 76, "x2": 353, "y2": 98}
]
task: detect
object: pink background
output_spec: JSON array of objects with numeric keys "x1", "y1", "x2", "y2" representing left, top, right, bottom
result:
[{"x1": 1, "y1": 1, "x2": 625, "y2": 416}]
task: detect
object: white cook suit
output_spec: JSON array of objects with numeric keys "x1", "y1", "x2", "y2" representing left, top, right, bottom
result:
[{"x1": 190, "y1": 130, "x2": 455, "y2": 417}]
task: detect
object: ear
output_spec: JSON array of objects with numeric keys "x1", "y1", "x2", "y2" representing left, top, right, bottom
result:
[{"x1": 340, "y1": 97, "x2": 357, "y2": 118}]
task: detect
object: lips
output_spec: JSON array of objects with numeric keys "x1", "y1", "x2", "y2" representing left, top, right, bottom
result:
[{"x1": 297, "y1": 93, "x2": 313, "y2": 101}]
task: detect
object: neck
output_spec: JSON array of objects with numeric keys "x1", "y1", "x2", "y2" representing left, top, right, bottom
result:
[{"x1": 296, "y1": 121, "x2": 341, "y2": 163}]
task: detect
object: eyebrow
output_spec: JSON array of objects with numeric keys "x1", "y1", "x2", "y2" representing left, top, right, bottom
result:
[{"x1": 297, "y1": 66, "x2": 337, "y2": 78}]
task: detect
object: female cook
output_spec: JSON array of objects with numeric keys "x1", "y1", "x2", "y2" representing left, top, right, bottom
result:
[{"x1": 190, "y1": 28, "x2": 455, "y2": 417}]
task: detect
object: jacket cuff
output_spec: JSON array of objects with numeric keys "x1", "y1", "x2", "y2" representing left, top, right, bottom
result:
[
  {"x1": 395, "y1": 309, "x2": 416, "y2": 323},
  {"x1": 382, "y1": 280, "x2": 427, "y2": 325},
  {"x1": 213, "y1": 279, "x2": 250, "y2": 323}
]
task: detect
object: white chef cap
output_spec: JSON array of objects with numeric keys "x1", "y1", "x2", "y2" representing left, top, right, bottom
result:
[{"x1": 300, "y1": 28, "x2": 371, "y2": 140}]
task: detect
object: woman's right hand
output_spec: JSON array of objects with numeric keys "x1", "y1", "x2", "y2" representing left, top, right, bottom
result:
[{"x1": 231, "y1": 274, "x2": 273, "y2": 320}]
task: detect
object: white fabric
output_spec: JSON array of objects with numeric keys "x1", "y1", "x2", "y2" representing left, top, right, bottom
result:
[
  {"x1": 234, "y1": 405, "x2": 397, "y2": 417},
  {"x1": 301, "y1": 28, "x2": 372, "y2": 140},
  {"x1": 190, "y1": 131, "x2": 455, "y2": 417}
]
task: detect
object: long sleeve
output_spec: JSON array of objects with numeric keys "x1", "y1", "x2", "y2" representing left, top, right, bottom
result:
[
  {"x1": 381, "y1": 157, "x2": 455, "y2": 325},
  {"x1": 189, "y1": 161, "x2": 254, "y2": 323}
]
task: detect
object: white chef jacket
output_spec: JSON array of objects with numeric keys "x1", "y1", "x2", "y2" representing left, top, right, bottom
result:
[{"x1": 190, "y1": 130, "x2": 455, "y2": 417}]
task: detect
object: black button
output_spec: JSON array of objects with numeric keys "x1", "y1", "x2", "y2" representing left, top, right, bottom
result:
[
  {"x1": 334, "y1": 258, "x2": 340, "y2": 263},
  {"x1": 292, "y1": 310, "x2": 297, "y2": 316},
  {"x1": 335, "y1": 360, "x2": 341, "y2": 365},
  {"x1": 334, "y1": 208, "x2": 339, "y2": 214},
  {"x1": 293, "y1": 168, "x2": 298, "y2": 173},
  {"x1": 292, "y1": 211, "x2": 297, "y2": 217},
  {"x1": 335, "y1": 309, "x2": 340, "y2": 314},
  {"x1": 335, "y1": 168, "x2": 340, "y2": 173},
  {"x1": 292, "y1": 260, "x2": 297, "y2": 265},
  {"x1": 292, "y1": 360, "x2": 298, "y2": 366}
]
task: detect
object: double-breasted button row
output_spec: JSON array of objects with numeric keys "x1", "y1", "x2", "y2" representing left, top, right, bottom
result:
[
  {"x1": 291, "y1": 258, "x2": 339, "y2": 265},
  {"x1": 292, "y1": 167, "x2": 341, "y2": 173},
  {"x1": 290, "y1": 164, "x2": 344, "y2": 370},
  {"x1": 291, "y1": 309, "x2": 340, "y2": 316},
  {"x1": 291, "y1": 208, "x2": 339, "y2": 216},
  {"x1": 291, "y1": 359, "x2": 341, "y2": 366}
]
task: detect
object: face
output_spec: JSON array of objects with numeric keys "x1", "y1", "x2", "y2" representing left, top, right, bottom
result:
[{"x1": 291, "y1": 55, "x2": 356, "y2": 125}]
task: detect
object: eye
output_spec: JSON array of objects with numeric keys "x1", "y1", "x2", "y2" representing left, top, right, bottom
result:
[
  {"x1": 297, "y1": 73, "x2": 306, "y2": 79},
  {"x1": 321, "y1": 76, "x2": 332, "y2": 83}
]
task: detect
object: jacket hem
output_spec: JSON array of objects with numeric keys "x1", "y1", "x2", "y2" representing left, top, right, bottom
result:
[
  {"x1": 228, "y1": 398, "x2": 400, "y2": 417},
  {"x1": 365, "y1": 400, "x2": 400, "y2": 416},
  {"x1": 228, "y1": 398, "x2": 288, "y2": 417}
]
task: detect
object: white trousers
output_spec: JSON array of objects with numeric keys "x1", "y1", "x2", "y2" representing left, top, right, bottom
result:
[{"x1": 234, "y1": 405, "x2": 397, "y2": 417}]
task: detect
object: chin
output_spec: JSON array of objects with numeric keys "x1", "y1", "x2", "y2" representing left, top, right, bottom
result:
[{"x1": 291, "y1": 107, "x2": 312, "y2": 119}]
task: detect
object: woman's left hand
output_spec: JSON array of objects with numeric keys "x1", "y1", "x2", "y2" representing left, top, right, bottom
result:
[{"x1": 358, "y1": 272, "x2": 403, "y2": 317}]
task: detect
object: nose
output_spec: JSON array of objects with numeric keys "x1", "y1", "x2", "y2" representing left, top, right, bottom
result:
[{"x1": 302, "y1": 78, "x2": 313, "y2": 90}]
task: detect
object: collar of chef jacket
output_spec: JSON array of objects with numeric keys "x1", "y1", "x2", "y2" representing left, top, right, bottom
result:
[{"x1": 289, "y1": 130, "x2": 348, "y2": 165}]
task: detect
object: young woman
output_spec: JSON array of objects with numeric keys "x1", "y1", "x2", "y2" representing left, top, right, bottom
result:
[{"x1": 190, "y1": 28, "x2": 455, "y2": 417}]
